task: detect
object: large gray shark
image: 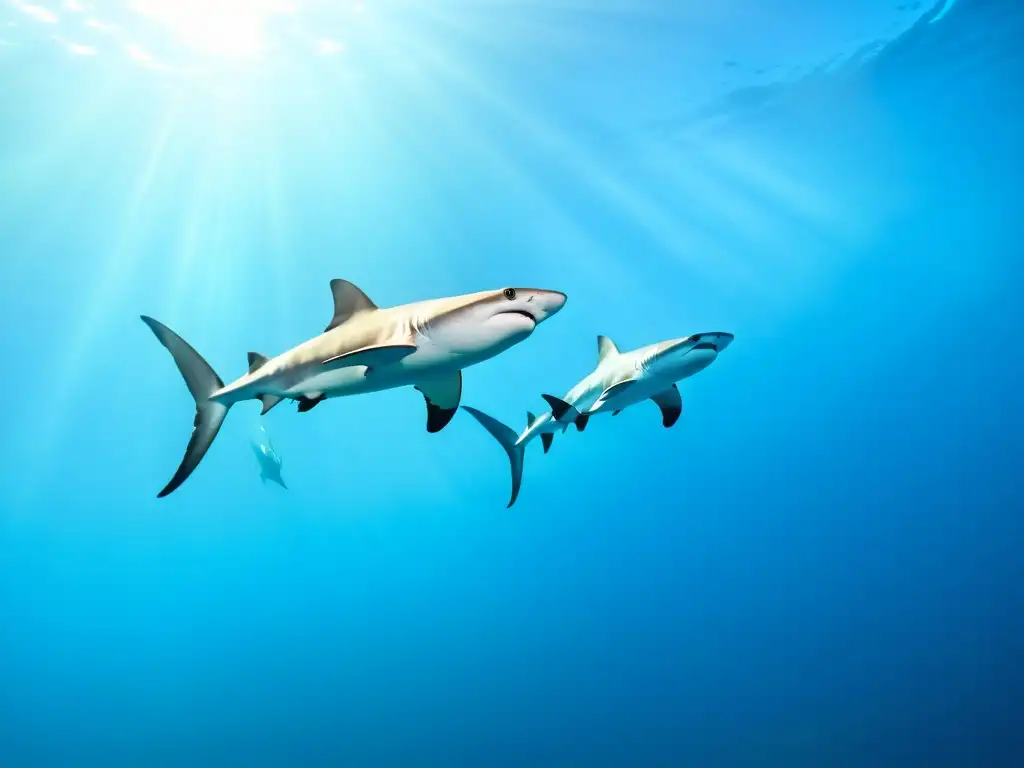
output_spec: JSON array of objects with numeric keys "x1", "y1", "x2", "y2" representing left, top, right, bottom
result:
[
  {"x1": 142, "y1": 280, "x2": 567, "y2": 498},
  {"x1": 463, "y1": 331, "x2": 733, "y2": 507}
]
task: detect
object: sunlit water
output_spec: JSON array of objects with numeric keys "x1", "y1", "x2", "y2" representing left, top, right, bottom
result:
[{"x1": 1, "y1": 0, "x2": 1021, "y2": 765}]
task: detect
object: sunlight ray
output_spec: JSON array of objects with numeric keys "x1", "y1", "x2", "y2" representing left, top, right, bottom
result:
[
  {"x1": 162, "y1": 122, "x2": 221, "y2": 326},
  {"x1": 199, "y1": 126, "x2": 238, "y2": 333},
  {"x1": 362, "y1": 20, "x2": 651, "y2": 301},
  {"x1": 19, "y1": 96, "x2": 183, "y2": 503},
  {"x1": 262, "y1": 121, "x2": 295, "y2": 341},
  {"x1": 620, "y1": 134, "x2": 827, "y2": 280},
  {"x1": 702, "y1": 138, "x2": 848, "y2": 230},
  {"x1": 383, "y1": 14, "x2": 756, "y2": 293},
  {"x1": 3, "y1": 68, "x2": 139, "y2": 221}
]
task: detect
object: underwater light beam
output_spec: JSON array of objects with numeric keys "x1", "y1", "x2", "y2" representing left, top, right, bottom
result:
[
  {"x1": 388, "y1": 19, "x2": 749, "y2": 289},
  {"x1": 23, "y1": 101, "x2": 182, "y2": 496}
]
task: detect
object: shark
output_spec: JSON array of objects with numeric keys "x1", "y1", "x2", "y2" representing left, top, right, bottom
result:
[
  {"x1": 142, "y1": 279, "x2": 567, "y2": 498},
  {"x1": 251, "y1": 425, "x2": 286, "y2": 489},
  {"x1": 462, "y1": 331, "x2": 733, "y2": 507}
]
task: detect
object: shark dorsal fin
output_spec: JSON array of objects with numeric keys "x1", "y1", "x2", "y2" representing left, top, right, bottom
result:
[
  {"x1": 326, "y1": 279, "x2": 378, "y2": 332},
  {"x1": 597, "y1": 335, "x2": 619, "y2": 363},
  {"x1": 248, "y1": 352, "x2": 268, "y2": 373},
  {"x1": 526, "y1": 411, "x2": 536, "y2": 428}
]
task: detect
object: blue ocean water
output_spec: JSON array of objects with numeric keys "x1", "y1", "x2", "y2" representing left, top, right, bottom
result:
[{"x1": 1, "y1": 0, "x2": 1022, "y2": 764}]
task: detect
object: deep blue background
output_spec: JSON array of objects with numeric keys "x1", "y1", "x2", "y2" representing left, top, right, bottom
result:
[{"x1": 1, "y1": 0, "x2": 1021, "y2": 764}]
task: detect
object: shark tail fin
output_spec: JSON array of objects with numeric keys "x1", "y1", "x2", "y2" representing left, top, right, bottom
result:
[
  {"x1": 461, "y1": 406, "x2": 526, "y2": 508},
  {"x1": 141, "y1": 316, "x2": 231, "y2": 498}
]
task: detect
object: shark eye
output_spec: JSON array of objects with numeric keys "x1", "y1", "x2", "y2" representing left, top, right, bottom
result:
[{"x1": 503, "y1": 288, "x2": 517, "y2": 301}]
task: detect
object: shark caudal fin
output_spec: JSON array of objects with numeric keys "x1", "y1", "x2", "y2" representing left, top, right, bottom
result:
[
  {"x1": 141, "y1": 316, "x2": 231, "y2": 498},
  {"x1": 461, "y1": 406, "x2": 526, "y2": 508}
]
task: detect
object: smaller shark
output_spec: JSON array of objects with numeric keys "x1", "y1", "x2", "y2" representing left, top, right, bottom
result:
[
  {"x1": 251, "y1": 426, "x2": 286, "y2": 489},
  {"x1": 463, "y1": 331, "x2": 734, "y2": 507}
]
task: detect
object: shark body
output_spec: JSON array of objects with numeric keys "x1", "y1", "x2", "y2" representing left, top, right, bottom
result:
[
  {"x1": 463, "y1": 331, "x2": 733, "y2": 507},
  {"x1": 143, "y1": 280, "x2": 566, "y2": 498}
]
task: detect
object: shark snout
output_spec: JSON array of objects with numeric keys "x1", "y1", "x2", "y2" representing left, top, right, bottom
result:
[{"x1": 526, "y1": 289, "x2": 567, "y2": 322}]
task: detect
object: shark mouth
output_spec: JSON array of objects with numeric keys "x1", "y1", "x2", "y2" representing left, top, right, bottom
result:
[
  {"x1": 499, "y1": 309, "x2": 537, "y2": 323},
  {"x1": 685, "y1": 332, "x2": 734, "y2": 353}
]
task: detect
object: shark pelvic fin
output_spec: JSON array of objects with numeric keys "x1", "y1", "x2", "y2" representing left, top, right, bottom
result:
[
  {"x1": 141, "y1": 316, "x2": 230, "y2": 498},
  {"x1": 259, "y1": 394, "x2": 284, "y2": 415},
  {"x1": 526, "y1": 411, "x2": 536, "y2": 428},
  {"x1": 541, "y1": 394, "x2": 579, "y2": 422},
  {"x1": 415, "y1": 370, "x2": 462, "y2": 433},
  {"x1": 597, "y1": 335, "x2": 620, "y2": 364},
  {"x1": 297, "y1": 393, "x2": 326, "y2": 413},
  {"x1": 461, "y1": 406, "x2": 526, "y2": 508},
  {"x1": 651, "y1": 384, "x2": 682, "y2": 428},
  {"x1": 326, "y1": 279, "x2": 379, "y2": 332},
  {"x1": 541, "y1": 433, "x2": 553, "y2": 454},
  {"x1": 321, "y1": 343, "x2": 417, "y2": 370},
  {"x1": 247, "y1": 352, "x2": 268, "y2": 373},
  {"x1": 575, "y1": 413, "x2": 590, "y2": 432}
]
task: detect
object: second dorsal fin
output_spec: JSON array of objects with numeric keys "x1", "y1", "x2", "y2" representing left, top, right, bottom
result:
[
  {"x1": 597, "y1": 335, "x2": 619, "y2": 364},
  {"x1": 326, "y1": 279, "x2": 378, "y2": 332}
]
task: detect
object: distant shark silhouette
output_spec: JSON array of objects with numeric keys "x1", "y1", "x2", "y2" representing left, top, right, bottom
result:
[
  {"x1": 141, "y1": 279, "x2": 567, "y2": 497},
  {"x1": 463, "y1": 331, "x2": 734, "y2": 507},
  {"x1": 251, "y1": 428, "x2": 286, "y2": 489}
]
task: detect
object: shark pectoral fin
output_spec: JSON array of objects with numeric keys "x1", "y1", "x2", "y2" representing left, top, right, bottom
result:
[
  {"x1": 325, "y1": 279, "x2": 379, "y2": 332},
  {"x1": 415, "y1": 370, "x2": 462, "y2": 433},
  {"x1": 297, "y1": 392, "x2": 326, "y2": 413},
  {"x1": 541, "y1": 394, "x2": 579, "y2": 422},
  {"x1": 259, "y1": 394, "x2": 283, "y2": 415},
  {"x1": 598, "y1": 379, "x2": 638, "y2": 403},
  {"x1": 575, "y1": 413, "x2": 590, "y2": 432},
  {"x1": 589, "y1": 380, "x2": 638, "y2": 415},
  {"x1": 651, "y1": 384, "x2": 682, "y2": 428},
  {"x1": 321, "y1": 343, "x2": 417, "y2": 370},
  {"x1": 541, "y1": 433, "x2": 554, "y2": 454}
]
